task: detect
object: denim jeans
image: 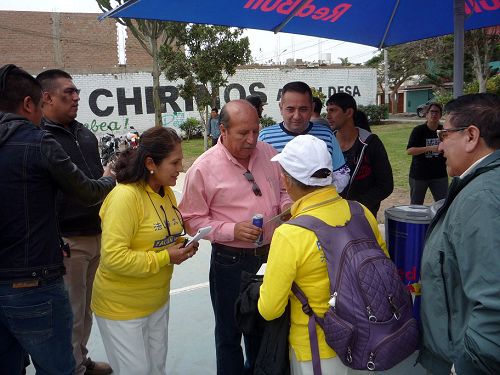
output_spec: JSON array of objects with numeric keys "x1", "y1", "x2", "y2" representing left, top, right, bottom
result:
[
  {"x1": 209, "y1": 245, "x2": 267, "y2": 375},
  {"x1": 0, "y1": 277, "x2": 75, "y2": 375}
]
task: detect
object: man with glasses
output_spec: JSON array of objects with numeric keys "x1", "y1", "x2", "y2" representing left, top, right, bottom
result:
[
  {"x1": 179, "y1": 99, "x2": 292, "y2": 375},
  {"x1": 37, "y1": 70, "x2": 112, "y2": 375},
  {"x1": 419, "y1": 93, "x2": 500, "y2": 375},
  {"x1": 406, "y1": 102, "x2": 449, "y2": 205}
]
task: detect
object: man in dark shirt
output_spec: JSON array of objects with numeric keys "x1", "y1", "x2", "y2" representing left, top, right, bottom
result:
[
  {"x1": 37, "y1": 69, "x2": 112, "y2": 375},
  {"x1": 326, "y1": 93, "x2": 393, "y2": 218},
  {"x1": 406, "y1": 103, "x2": 448, "y2": 205}
]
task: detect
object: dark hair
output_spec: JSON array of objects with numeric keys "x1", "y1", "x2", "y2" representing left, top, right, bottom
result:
[
  {"x1": 425, "y1": 102, "x2": 442, "y2": 115},
  {"x1": 312, "y1": 97, "x2": 323, "y2": 114},
  {"x1": 114, "y1": 127, "x2": 181, "y2": 183},
  {"x1": 326, "y1": 92, "x2": 357, "y2": 112},
  {"x1": 211, "y1": 108, "x2": 218, "y2": 113},
  {"x1": 282, "y1": 167, "x2": 330, "y2": 190},
  {"x1": 0, "y1": 64, "x2": 42, "y2": 113},
  {"x1": 36, "y1": 69, "x2": 73, "y2": 91},
  {"x1": 354, "y1": 110, "x2": 371, "y2": 132},
  {"x1": 445, "y1": 93, "x2": 500, "y2": 149},
  {"x1": 282, "y1": 81, "x2": 313, "y2": 102}
]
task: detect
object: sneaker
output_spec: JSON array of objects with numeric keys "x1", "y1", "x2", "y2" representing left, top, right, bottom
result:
[{"x1": 84, "y1": 358, "x2": 113, "y2": 375}]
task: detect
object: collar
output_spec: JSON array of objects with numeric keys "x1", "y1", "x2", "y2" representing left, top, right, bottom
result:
[
  {"x1": 279, "y1": 121, "x2": 313, "y2": 136},
  {"x1": 460, "y1": 152, "x2": 493, "y2": 179},
  {"x1": 216, "y1": 138, "x2": 256, "y2": 170},
  {"x1": 291, "y1": 186, "x2": 339, "y2": 217}
]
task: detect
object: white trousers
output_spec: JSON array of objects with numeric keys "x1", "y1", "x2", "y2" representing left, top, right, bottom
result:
[
  {"x1": 290, "y1": 348, "x2": 377, "y2": 375},
  {"x1": 96, "y1": 302, "x2": 170, "y2": 375}
]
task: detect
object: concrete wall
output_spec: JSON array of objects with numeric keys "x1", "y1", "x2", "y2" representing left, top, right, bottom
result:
[{"x1": 73, "y1": 67, "x2": 377, "y2": 136}]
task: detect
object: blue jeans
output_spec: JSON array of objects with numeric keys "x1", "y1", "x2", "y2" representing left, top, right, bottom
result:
[
  {"x1": 209, "y1": 245, "x2": 267, "y2": 375},
  {"x1": 0, "y1": 277, "x2": 75, "y2": 375}
]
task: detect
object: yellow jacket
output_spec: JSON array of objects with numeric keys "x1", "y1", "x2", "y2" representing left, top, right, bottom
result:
[
  {"x1": 91, "y1": 182, "x2": 184, "y2": 320},
  {"x1": 258, "y1": 186, "x2": 387, "y2": 361}
]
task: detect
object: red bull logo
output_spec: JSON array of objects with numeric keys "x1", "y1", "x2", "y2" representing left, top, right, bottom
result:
[
  {"x1": 398, "y1": 266, "x2": 418, "y2": 282},
  {"x1": 465, "y1": 0, "x2": 500, "y2": 15},
  {"x1": 243, "y1": 0, "x2": 352, "y2": 23}
]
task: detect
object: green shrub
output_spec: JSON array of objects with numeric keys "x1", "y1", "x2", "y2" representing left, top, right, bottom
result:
[
  {"x1": 432, "y1": 89, "x2": 454, "y2": 107},
  {"x1": 464, "y1": 75, "x2": 500, "y2": 95},
  {"x1": 358, "y1": 104, "x2": 388, "y2": 124},
  {"x1": 180, "y1": 117, "x2": 203, "y2": 140},
  {"x1": 260, "y1": 114, "x2": 276, "y2": 128}
]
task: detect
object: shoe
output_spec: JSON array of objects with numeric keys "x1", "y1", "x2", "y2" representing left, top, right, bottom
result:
[{"x1": 84, "y1": 358, "x2": 113, "y2": 375}]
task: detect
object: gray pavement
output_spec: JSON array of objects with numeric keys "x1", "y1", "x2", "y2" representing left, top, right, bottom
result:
[{"x1": 27, "y1": 176, "x2": 426, "y2": 375}]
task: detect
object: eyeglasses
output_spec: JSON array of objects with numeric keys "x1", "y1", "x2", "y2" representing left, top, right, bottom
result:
[
  {"x1": 437, "y1": 126, "x2": 469, "y2": 142},
  {"x1": 243, "y1": 170, "x2": 262, "y2": 196}
]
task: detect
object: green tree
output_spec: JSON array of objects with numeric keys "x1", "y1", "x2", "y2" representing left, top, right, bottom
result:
[
  {"x1": 159, "y1": 24, "x2": 251, "y2": 149},
  {"x1": 467, "y1": 27, "x2": 500, "y2": 93},
  {"x1": 366, "y1": 41, "x2": 428, "y2": 113},
  {"x1": 96, "y1": 0, "x2": 186, "y2": 127}
]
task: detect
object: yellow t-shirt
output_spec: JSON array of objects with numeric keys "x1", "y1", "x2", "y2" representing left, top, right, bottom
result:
[
  {"x1": 258, "y1": 186, "x2": 388, "y2": 361},
  {"x1": 91, "y1": 182, "x2": 184, "y2": 320}
]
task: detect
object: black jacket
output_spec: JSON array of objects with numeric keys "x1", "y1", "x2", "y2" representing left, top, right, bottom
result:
[
  {"x1": 340, "y1": 128, "x2": 393, "y2": 217},
  {"x1": 0, "y1": 112, "x2": 114, "y2": 281},
  {"x1": 236, "y1": 274, "x2": 290, "y2": 375},
  {"x1": 41, "y1": 118, "x2": 103, "y2": 236}
]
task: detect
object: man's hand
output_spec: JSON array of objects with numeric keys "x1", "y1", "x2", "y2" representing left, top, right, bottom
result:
[
  {"x1": 167, "y1": 241, "x2": 199, "y2": 265},
  {"x1": 234, "y1": 221, "x2": 262, "y2": 242}
]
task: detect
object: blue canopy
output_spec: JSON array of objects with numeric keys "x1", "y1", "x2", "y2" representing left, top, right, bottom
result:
[
  {"x1": 100, "y1": 0, "x2": 499, "y2": 48},
  {"x1": 100, "y1": 0, "x2": 500, "y2": 96}
]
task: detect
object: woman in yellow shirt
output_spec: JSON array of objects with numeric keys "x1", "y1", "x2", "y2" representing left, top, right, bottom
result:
[
  {"x1": 92, "y1": 127, "x2": 199, "y2": 375},
  {"x1": 258, "y1": 135, "x2": 386, "y2": 375}
]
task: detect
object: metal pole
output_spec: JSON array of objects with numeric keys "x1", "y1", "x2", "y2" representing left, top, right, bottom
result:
[
  {"x1": 384, "y1": 49, "x2": 389, "y2": 106},
  {"x1": 453, "y1": 0, "x2": 465, "y2": 97}
]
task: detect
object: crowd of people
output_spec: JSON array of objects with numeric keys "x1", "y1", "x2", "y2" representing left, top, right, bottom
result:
[{"x1": 1, "y1": 63, "x2": 499, "y2": 375}]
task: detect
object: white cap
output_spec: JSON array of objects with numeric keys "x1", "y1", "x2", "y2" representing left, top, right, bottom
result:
[{"x1": 271, "y1": 135, "x2": 333, "y2": 187}]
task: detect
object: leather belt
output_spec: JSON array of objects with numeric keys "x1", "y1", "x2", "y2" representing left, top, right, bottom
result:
[{"x1": 213, "y1": 242, "x2": 270, "y2": 257}]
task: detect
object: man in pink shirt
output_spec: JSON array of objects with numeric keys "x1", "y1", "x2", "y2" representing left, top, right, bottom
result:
[{"x1": 179, "y1": 99, "x2": 291, "y2": 375}]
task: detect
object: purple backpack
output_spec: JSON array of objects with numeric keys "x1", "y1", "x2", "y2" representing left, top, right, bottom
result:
[{"x1": 289, "y1": 201, "x2": 419, "y2": 373}]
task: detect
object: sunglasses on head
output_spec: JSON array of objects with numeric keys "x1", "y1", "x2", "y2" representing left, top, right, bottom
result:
[{"x1": 243, "y1": 170, "x2": 262, "y2": 196}]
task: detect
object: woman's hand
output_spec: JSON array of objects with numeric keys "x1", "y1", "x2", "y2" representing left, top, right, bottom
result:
[{"x1": 167, "y1": 241, "x2": 199, "y2": 265}]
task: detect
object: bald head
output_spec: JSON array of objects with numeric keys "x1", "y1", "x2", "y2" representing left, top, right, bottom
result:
[
  {"x1": 220, "y1": 99, "x2": 259, "y2": 130},
  {"x1": 219, "y1": 100, "x2": 260, "y2": 161}
]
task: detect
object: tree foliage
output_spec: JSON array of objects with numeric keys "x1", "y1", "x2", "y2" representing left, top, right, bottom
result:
[
  {"x1": 467, "y1": 27, "x2": 500, "y2": 93},
  {"x1": 159, "y1": 24, "x2": 251, "y2": 149},
  {"x1": 160, "y1": 25, "x2": 251, "y2": 112},
  {"x1": 365, "y1": 41, "x2": 428, "y2": 113},
  {"x1": 96, "y1": 0, "x2": 186, "y2": 127}
]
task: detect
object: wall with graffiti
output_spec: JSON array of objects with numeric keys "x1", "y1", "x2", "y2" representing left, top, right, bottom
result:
[{"x1": 73, "y1": 67, "x2": 376, "y2": 136}]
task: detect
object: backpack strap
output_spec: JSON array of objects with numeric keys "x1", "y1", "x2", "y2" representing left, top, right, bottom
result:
[{"x1": 291, "y1": 282, "x2": 323, "y2": 375}]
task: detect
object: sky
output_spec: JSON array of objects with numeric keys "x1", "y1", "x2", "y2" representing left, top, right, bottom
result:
[{"x1": 0, "y1": 0, "x2": 379, "y2": 65}]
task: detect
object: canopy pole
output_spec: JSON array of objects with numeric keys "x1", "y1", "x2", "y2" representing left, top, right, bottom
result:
[
  {"x1": 273, "y1": 0, "x2": 310, "y2": 33},
  {"x1": 384, "y1": 49, "x2": 390, "y2": 106},
  {"x1": 453, "y1": 0, "x2": 465, "y2": 97},
  {"x1": 378, "y1": 0, "x2": 400, "y2": 48}
]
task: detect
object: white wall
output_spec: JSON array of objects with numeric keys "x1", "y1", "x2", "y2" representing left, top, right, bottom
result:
[{"x1": 73, "y1": 66, "x2": 376, "y2": 135}]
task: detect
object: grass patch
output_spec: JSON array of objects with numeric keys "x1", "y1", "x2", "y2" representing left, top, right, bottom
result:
[
  {"x1": 372, "y1": 123, "x2": 416, "y2": 191},
  {"x1": 181, "y1": 138, "x2": 205, "y2": 169}
]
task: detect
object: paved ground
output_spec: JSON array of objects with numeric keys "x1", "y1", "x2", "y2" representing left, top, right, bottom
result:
[{"x1": 27, "y1": 175, "x2": 427, "y2": 375}]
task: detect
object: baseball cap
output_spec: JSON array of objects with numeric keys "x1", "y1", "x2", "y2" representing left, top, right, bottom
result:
[
  {"x1": 245, "y1": 95, "x2": 267, "y2": 108},
  {"x1": 271, "y1": 135, "x2": 333, "y2": 187}
]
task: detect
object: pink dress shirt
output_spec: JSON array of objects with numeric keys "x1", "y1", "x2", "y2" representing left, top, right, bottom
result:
[{"x1": 179, "y1": 140, "x2": 292, "y2": 248}]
